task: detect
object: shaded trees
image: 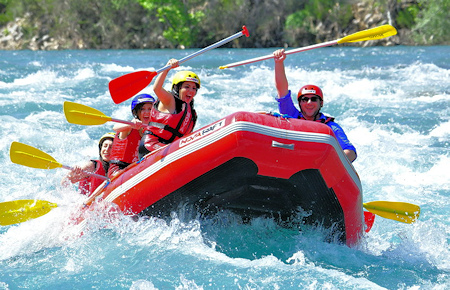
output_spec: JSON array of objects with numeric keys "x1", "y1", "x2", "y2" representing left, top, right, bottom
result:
[
  {"x1": 0, "y1": 0, "x2": 448, "y2": 50},
  {"x1": 0, "y1": 0, "x2": 167, "y2": 49},
  {"x1": 138, "y1": 0, "x2": 205, "y2": 48},
  {"x1": 411, "y1": 0, "x2": 450, "y2": 44}
]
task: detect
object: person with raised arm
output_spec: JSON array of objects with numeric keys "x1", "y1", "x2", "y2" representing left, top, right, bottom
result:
[
  {"x1": 273, "y1": 49, "x2": 357, "y2": 162},
  {"x1": 138, "y1": 59, "x2": 199, "y2": 158}
]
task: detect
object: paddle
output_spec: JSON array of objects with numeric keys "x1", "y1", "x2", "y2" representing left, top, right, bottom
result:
[
  {"x1": 9, "y1": 141, "x2": 108, "y2": 180},
  {"x1": 0, "y1": 200, "x2": 57, "y2": 226},
  {"x1": 363, "y1": 211, "x2": 375, "y2": 233},
  {"x1": 64, "y1": 101, "x2": 134, "y2": 126},
  {"x1": 109, "y1": 25, "x2": 250, "y2": 104},
  {"x1": 0, "y1": 177, "x2": 109, "y2": 226},
  {"x1": 219, "y1": 24, "x2": 397, "y2": 69},
  {"x1": 363, "y1": 201, "x2": 420, "y2": 224},
  {"x1": 0, "y1": 197, "x2": 420, "y2": 227}
]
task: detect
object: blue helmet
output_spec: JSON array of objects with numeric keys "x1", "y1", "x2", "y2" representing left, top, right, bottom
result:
[{"x1": 131, "y1": 94, "x2": 156, "y2": 119}]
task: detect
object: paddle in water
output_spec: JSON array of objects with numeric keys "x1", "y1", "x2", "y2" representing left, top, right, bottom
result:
[
  {"x1": 0, "y1": 198, "x2": 420, "y2": 226},
  {"x1": 109, "y1": 25, "x2": 250, "y2": 104},
  {"x1": 0, "y1": 200, "x2": 57, "y2": 226},
  {"x1": 3, "y1": 142, "x2": 111, "y2": 226},
  {"x1": 219, "y1": 24, "x2": 397, "y2": 69},
  {"x1": 363, "y1": 201, "x2": 420, "y2": 224}
]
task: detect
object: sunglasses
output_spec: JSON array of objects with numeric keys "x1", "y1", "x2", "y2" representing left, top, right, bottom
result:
[{"x1": 299, "y1": 96, "x2": 321, "y2": 102}]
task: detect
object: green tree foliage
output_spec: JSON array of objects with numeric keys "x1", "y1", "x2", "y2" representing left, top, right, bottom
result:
[
  {"x1": 138, "y1": 0, "x2": 205, "y2": 47},
  {"x1": 54, "y1": 0, "x2": 163, "y2": 48},
  {"x1": 1, "y1": 0, "x2": 449, "y2": 49},
  {"x1": 396, "y1": 3, "x2": 420, "y2": 29},
  {"x1": 198, "y1": 0, "x2": 300, "y2": 48},
  {"x1": 284, "y1": 0, "x2": 353, "y2": 45},
  {"x1": 412, "y1": 0, "x2": 450, "y2": 44},
  {"x1": 285, "y1": 0, "x2": 353, "y2": 31},
  {"x1": 0, "y1": 0, "x2": 165, "y2": 49},
  {"x1": 0, "y1": 0, "x2": 45, "y2": 37},
  {"x1": 0, "y1": 0, "x2": 13, "y2": 25}
]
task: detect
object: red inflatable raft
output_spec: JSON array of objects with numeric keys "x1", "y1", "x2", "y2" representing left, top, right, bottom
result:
[{"x1": 76, "y1": 112, "x2": 364, "y2": 246}]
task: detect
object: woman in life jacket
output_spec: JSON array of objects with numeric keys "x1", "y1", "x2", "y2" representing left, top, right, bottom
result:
[
  {"x1": 272, "y1": 49, "x2": 357, "y2": 162},
  {"x1": 139, "y1": 59, "x2": 199, "y2": 159},
  {"x1": 108, "y1": 94, "x2": 155, "y2": 178},
  {"x1": 61, "y1": 132, "x2": 115, "y2": 196}
]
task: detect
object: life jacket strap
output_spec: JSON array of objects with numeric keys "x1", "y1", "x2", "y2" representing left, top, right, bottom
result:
[
  {"x1": 298, "y1": 116, "x2": 335, "y2": 124},
  {"x1": 146, "y1": 103, "x2": 191, "y2": 144},
  {"x1": 110, "y1": 160, "x2": 130, "y2": 169}
]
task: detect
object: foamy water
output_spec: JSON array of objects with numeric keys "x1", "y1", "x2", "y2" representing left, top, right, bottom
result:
[{"x1": 0, "y1": 46, "x2": 449, "y2": 288}]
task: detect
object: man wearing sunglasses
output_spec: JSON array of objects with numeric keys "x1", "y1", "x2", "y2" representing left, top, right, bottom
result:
[{"x1": 273, "y1": 49, "x2": 357, "y2": 162}]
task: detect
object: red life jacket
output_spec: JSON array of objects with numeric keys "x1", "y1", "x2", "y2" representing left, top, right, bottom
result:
[
  {"x1": 109, "y1": 129, "x2": 142, "y2": 178},
  {"x1": 109, "y1": 129, "x2": 141, "y2": 167},
  {"x1": 141, "y1": 99, "x2": 196, "y2": 155},
  {"x1": 78, "y1": 160, "x2": 106, "y2": 196}
]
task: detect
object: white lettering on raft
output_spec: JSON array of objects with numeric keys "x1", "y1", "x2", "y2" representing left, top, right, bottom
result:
[{"x1": 179, "y1": 120, "x2": 225, "y2": 147}]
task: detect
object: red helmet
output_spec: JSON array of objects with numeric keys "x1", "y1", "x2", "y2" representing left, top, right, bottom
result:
[{"x1": 297, "y1": 85, "x2": 323, "y2": 101}]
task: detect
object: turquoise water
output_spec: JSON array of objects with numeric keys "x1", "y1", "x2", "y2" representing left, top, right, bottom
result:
[{"x1": 0, "y1": 46, "x2": 449, "y2": 289}]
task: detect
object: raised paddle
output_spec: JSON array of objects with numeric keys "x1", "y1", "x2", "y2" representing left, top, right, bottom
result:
[
  {"x1": 64, "y1": 101, "x2": 134, "y2": 126},
  {"x1": 0, "y1": 200, "x2": 58, "y2": 226},
  {"x1": 219, "y1": 24, "x2": 397, "y2": 69},
  {"x1": 9, "y1": 141, "x2": 108, "y2": 180},
  {"x1": 363, "y1": 201, "x2": 420, "y2": 224},
  {"x1": 109, "y1": 25, "x2": 250, "y2": 104}
]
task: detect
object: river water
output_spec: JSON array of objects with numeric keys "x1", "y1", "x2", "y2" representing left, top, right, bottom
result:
[{"x1": 0, "y1": 46, "x2": 449, "y2": 289}]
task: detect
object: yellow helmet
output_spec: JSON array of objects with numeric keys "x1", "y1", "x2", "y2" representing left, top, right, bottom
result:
[
  {"x1": 171, "y1": 71, "x2": 201, "y2": 89},
  {"x1": 98, "y1": 132, "x2": 115, "y2": 149}
]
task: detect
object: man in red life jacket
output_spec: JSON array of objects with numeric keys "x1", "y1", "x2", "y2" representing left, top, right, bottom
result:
[{"x1": 108, "y1": 94, "x2": 155, "y2": 178}]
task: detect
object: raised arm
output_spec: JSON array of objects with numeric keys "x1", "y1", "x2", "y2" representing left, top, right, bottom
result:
[
  {"x1": 153, "y1": 58, "x2": 179, "y2": 113},
  {"x1": 273, "y1": 49, "x2": 289, "y2": 98}
]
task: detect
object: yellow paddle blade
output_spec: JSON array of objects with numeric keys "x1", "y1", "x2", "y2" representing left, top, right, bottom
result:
[
  {"x1": 10, "y1": 142, "x2": 63, "y2": 170},
  {"x1": 64, "y1": 101, "x2": 112, "y2": 126},
  {"x1": 338, "y1": 25, "x2": 397, "y2": 43},
  {"x1": 0, "y1": 200, "x2": 58, "y2": 226},
  {"x1": 363, "y1": 201, "x2": 420, "y2": 224}
]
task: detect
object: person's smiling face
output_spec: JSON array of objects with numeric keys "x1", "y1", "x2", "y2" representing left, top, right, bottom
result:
[
  {"x1": 100, "y1": 139, "x2": 113, "y2": 162},
  {"x1": 299, "y1": 95, "x2": 322, "y2": 120},
  {"x1": 138, "y1": 103, "x2": 153, "y2": 125},
  {"x1": 178, "y1": 81, "x2": 198, "y2": 104}
]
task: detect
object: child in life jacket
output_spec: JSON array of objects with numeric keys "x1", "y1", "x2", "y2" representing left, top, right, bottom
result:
[
  {"x1": 108, "y1": 94, "x2": 155, "y2": 178},
  {"x1": 273, "y1": 49, "x2": 357, "y2": 162},
  {"x1": 62, "y1": 132, "x2": 114, "y2": 196},
  {"x1": 139, "y1": 59, "x2": 199, "y2": 159}
]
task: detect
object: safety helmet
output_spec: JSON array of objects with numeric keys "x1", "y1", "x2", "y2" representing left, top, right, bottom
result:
[
  {"x1": 171, "y1": 71, "x2": 201, "y2": 90},
  {"x1": 297, "y1": 85, "x2": 323, "y2": 101},
  {"x1": 98, "y1": 132, "x2": 115, "y2": 149},
  {"x1": 131, "y1": 94, "x2": 156, "y2": 118}
]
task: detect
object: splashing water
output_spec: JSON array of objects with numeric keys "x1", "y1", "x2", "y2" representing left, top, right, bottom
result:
[{"x1": 0, "y1": 46, "x2": 449, "y2": 288}]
